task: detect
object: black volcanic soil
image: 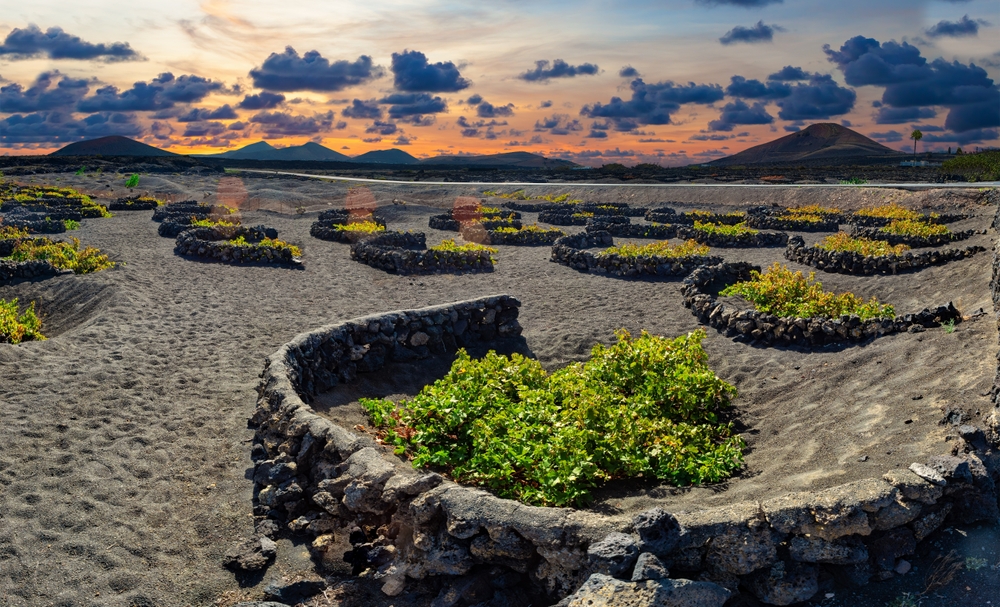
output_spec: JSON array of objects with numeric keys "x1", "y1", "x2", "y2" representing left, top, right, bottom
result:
[{"x1": 0, "y1": 172, "x2": 995, "y2": 606}]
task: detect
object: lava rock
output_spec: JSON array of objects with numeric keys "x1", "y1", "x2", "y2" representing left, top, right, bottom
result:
[
  {"x1": 558, "y1": 573, "x2": 731, "y2": 607},
  {"x1": 631, "y1": 552, "x2": 670, "y2": 582},
  {"x1": 747, "y1": 561, "x2": 819, "y2": 606},
  {"x1": 632, "y1": 508, "x2": 682, "y2": 556},
  {"x1": 588, "y1": 532, "x2": 640, "y2": 578}
]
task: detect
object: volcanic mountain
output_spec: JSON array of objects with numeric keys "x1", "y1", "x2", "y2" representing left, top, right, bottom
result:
[
  {"x1": 200, "y1": 141, "x2": 353, "y2": 162},
  {"x1": 50, "y1": 136, "x2": 179, "y2": 157},
  {"x1": 421, "y1": 151, "x2": 576, "y2": 168},
  {"x1": 353, "y1": 149, "x2": 420, "y2": 164},
  {"x1": 708, "y1": 123, "x2": 903, "y2": 166}
]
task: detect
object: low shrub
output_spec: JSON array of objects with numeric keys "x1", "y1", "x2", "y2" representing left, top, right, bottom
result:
[
  {"x1": 190, "y1": 217, "x2": 239, "y2": 228},
  {"x1": 688, "y1": 210, "x2": 745, "y2": 221},
  {"x1": 430, "y1": 239, "x2": 497, "y2": 257},
  {"x1": 0, "y1": 298, "x2": 44, "y2": 344},
  {"x1": 692, "y1": 221, "x2": 758, "y2": 236},
  {"x1": 572, "y1": 211, "x2": 595, "y2": 219},
  {"x1": 7, "y1": 237, "x2": 115, "y2": 274},
  {"x1": 328, "y1": 221, "x2": 385, "y2": 234},
  {"x1": 477, "y1": 205, "x2": 503, "y2": 215},
  {"x1": 854, "y1": 203, "x2": 921, "y2": 221},
  {"x1": 881, "y1": 219, "x2": 950, "y2": 237},
  {"x1": 228, "y1": 235, "x2": 303, "y2": 258},
  {"x1": 941, "y1": 150, "x2": 1000, "y2": 181},
  {"x1": 493, "y1": 224, "x2": 562, "y2": 234},
  {"x1": 818, "y1": 232, "x2": 910, "y2": 256},
  {"x1": 360, "y1": 329, "x2": 743, "y2": 507},
  {"x1": 62, "y1": 219, "x2": 80, "y2": 230},
  {"x1": 721, "y1": 263, "x2": 895, "y2": 320},
  {"x1": 0, "y1": 226, "x2": 29, "y2": 239},
  {"x1": 600, "y1": 239, "x2": 710, "y2": 259}
]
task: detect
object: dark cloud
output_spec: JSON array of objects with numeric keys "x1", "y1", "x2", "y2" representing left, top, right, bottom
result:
[
  {"x1": 708, "y1": 100, "x2": 774, "y2": 131},
  {"x1": 365, "y1": 121, "x2": 398, "y2": 136},
  {"x1": 0, "y1": 24, "x2": 141, "y2": 61},
  {"x1": 921, "y1": 128, "x2": 998, "y2": 145},
  {"x1": 248, "y1": 110, "x2": 337, "y2": 137},
  {"x1": 363, "y1": 137, "x2": 382, "y2": 143},
  {"x1": 784, "y1": 125, "x2": 800, "y2": 132},
  {"x1": 725, "y1": 75, "x2": 791, "y2": 99},
  {"x1": 840, "y1": 119, "x2": 852, "y2": 127},
  {"x1": 181, "y1": 121, "x2": 227, "y2": 138},
  {"x1": 0, "y1": 110, "x2": 142, "y2": 144},
  {"x1": 587, "y1": 130, "x2": 608, "y2": 138},
  {"x1": 869, "y1": 130, "x2": 902, "y2": 142},
  {"x1": 696, "y1": 0, "x2": 783, "y2": 6},
  {"x1": 720, "y1": 21, "x2": 781, "y2": 45},
  {"x1": 249, "y1": 47, "x2": 382, "y2": 92},
  {"x1": 390, "y1": 50, "x2": 470, "y2": 92},
  {"x1": 150, "y1": 121, "x2": 174, "y2": 140},
  {"x1": 774, "y1": 74, "x2": 856, "y2": 120},
  {"x1": 619, "y1": 66, "x2": 640, "y2": 78},
  {"x1": 826, "y1": 35, "x2": 999, "y2": 133},
  {"x1": 533, "y1": 113, "x2": 583, "y2": 135},
  {"x1": 465, "y1": 94, "x2": 483, "y2": 105},
  {"x1": 379, "y1": 92, "x2": 448, "y2": 118},
  {"x1": 539, "y1": 100, "x2": 553, "y2": 108},
  {"x1": 342, "y1": 98, "x2": 383, "y2": 120},
  {"x1": 873, "y1": 105, "x2": 937, "y2": 124},
  {"x1": 476, "y1": 101, "x2": 514, "y2": 118},
  {"x1": 394, "y1": 135, "x2": 413, "y2": 145},
  {"x1": 77, "y1": 72, "x2": 227, "y2": 112},
  {"x1": 767, "y1": 65, "x2": 810, "y2": 81},
  {"x1": 580, "y1": 78, "x2": 724, "y2": 130},
  {"x1": 691, "y1": 133, "x2": 733, "y2": 141},
  {"x1": 397, "y1": 114, "x2": 436, "y2": 126},
  {"x1": 0, "y1": 71, "x2": 90, "y2": 112},
  {"x1": 238, "y1": 91, "x2": 285, "y2": 110},
  {"x1": 228, "y1": 121, "x2": 245, "y2": 130},
  {"x1": 176, "y1": 105, "x2": 237, "y2": 122},
  {"x1": 518, "y1": 59, "x2": 599, "y2": 82},
  {"x1": 926, "y1": 15, "x2": 988, "y2": 38}
]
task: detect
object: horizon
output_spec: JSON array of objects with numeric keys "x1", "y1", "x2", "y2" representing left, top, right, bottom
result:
[{"x1": 1, "y1": 1, "x2": 998, "y2": 166}]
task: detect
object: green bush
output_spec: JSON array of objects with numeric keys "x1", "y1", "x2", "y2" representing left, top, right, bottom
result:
[
  {"x1": 600, "y1": 239, "x2": 710, "y2": 259},
  {"x1": 62, "y1": 219, "x2": 80, "y2": 230},
  {"x1": 819, "y1": 232, "x2": 910, "y2": 256},
  {"x1": 0, "y1": 298, "x2": 45, "y2": 344},
  {"x1": 360, "y1": 329, "x2": 743, "y2": 507},
  {"x1": 8, "y1": 237, "x2": 115, "y2": 274},
  {"x1": 942, "y1": 150, "x2": 1000, "y2": 181},
  {"x1": 429, "y1": 239, "x2": 497, "y2": 256},
  {"x1": 692, "y1": 221, "x2": 758, "y2": 236},
  {"x1": 721, "y1": 263, "x2": 895, "y2": 320},
  {"x1": 228, "y1": 235, "x2": 303, "y2": 258},
  {"x1": 330, "y1": 221, "x2": 385, "y2": 233},
  {"x1": 880, "y1": 219, "x2": 949, "y2": 237}
]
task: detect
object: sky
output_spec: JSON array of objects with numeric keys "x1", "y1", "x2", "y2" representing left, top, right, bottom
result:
[{"x1": 0, "y1": 0, "x2": 998, "y2": 166}]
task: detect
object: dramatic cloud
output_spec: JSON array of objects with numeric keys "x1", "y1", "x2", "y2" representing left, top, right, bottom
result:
[
  {"x1": 873, "y1": 105, "x2": 937, "y2": 124},
  {"x1": 518, "y1": 59, "x2": 599, "y2": 82},
  {"x1": 690, "y1": 133, "x2": 734, "y2": 141},
  {"x1": 465, "y1": 94, "x2": 483, "y2": 105},
  {"x1": 925, "y1": 15, "x2": 988, "y2": 38},
  {"x1": 378, "y1": 92, "x2": 447, "y2": 122},
  {"x1": 697, "y1": 0, "x2": 783, "y2": 6},
  {"x1": 708, "y1": 100, "x2": 774, "y2": 131},
  {"x1": 0, "y1": 25, "x2": 141, "y2": 61},
  {"x1": 725, "y1": 75, "x2": 791, "y2": 99},
  {"x1": 720, "y1": 21, "x2": 781, "y2": 45},
  {"x1": 476, "y1": 100, "x2": 514, "y2": 118},
  {"x1": 238, "y1": 92, "x2": 285, "y2": 110},
  {"x1": 365, "y1": 121, "x2": 398, "y2": 135},
  {"x1": 394, "y1": 135, "x2": 413, "y2": 145},
  {"x1": 868, "y1": 130, "x2": 903, "y2": 142},
  {"x1": 0, "y1": 111, "x2": 142, "y2": 144},
  {"x1": 390, "y1": 50, "x2": 470, "y2": 92},
  {"x1": 619, "y1": 66, "x2": 640, "y2": 78},
  {"x1": 248, "y1": 110, "x2": 337, "y2": 137},
  {"x1": 581, "y1": 78, "x2": 724, "y2": 130},
  {"x1": 77, "y1": 73, "x2": 227, "y2": 112},
  {"x1": 767, "y1": 65, "x2": 810, "y2": 81},
  {"x1": 825, "y1": 35, "x2": 999, "y2": 132},
  {"x1": 533, "y1": 113, "x2": 582, "y2": 135},
  {"x1": 249, "y1": 47, "x2": 382, "y2": 92},
  {"x1": 176, "y1": 105, "x2": 238, "y2": 122},
  {"x1": 342, "y1": 98, "x2": 383, "y2": 120},
  {"x1": 539, "y1": 100, "x2": 553, "y2": 108},
  {"x1": 0, "y1": 71, "x2": 90, "y2": 112},
  {"x1": 921, "y1": 128, "x2": 998, "y2": 145},
  {"x1": 181, "y1": 121, "x2": 227, "y2": 138},
  {"x1": 774, "y1": 74, "x2": 856, "y2": 120}
]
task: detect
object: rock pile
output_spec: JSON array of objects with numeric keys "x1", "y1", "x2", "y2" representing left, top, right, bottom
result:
[
  {"x1": 551, "y1": 231, "x2": 722, "y2": 278},
  {"x1": 785, "y1": 235, "x2": 985, "y2": 276},
  {"x1": 108, "y1": 195, "x2": 160, "y2": 211},
  {"x1": 350, "y1": 232, "x2": 494, "y2": 275},
  {"x1": 174, "y1": 225, "x2": 300, "y2": 266},
  {"x1": 849, "y1": 225, "x2": 977, "y2": 247}
]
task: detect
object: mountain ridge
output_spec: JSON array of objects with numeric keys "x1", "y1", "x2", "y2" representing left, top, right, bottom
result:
[{"x1": 707, "y1": 123, "x2": 903, "y2": 166}]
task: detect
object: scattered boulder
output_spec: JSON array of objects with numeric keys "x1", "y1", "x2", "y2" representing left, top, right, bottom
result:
[
  {"x1": 557, "y1": 573, "x2": 731, "y2": 607},
  {"x1": 631, "y1": 553, "x2": 670, "y2": 582},
  {"x1": 222, "y1": 537, "x2": 277, "y2": 572},
  {"x1": 632, "y1": 508, "x2": 682, "y2": 556},
  {"x1": 588, "y1": 532, "x2": 640, "y2": 578}
]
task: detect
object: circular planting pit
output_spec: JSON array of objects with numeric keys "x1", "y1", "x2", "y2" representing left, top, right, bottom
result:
[
  {"x1": 250, "y1": 293, "x2": 1000, "y2": 606},
  {"x1": 484, "y1": 227, "x2": 565, "y2": 246},
  {"x1": 108, "y1": 195, "x2": 161, "y2": 211},
  {"x1": 645, "y1": 209, "x2": 746, "y2": 226},
  {"x1": 681, "y1": 261, "x2": 963, "y2": 346},
  {"x1": 151, "y1": 200, "x2": 235, "y2": 223},
  {"x1": 350, "y1": 232, "x2": 495, "y2": 275},
  {"x1": 174, "y1": 225, "x2": 302, "y2": 266},
  {"x1": 551, "y1": 231, "x2": 722, "y2": 278},
  {"x1": 849, "y1": 225, "x2": 978, "y2": 247},
  {"x1": 785, "y1": 235, "x2": 985, "y2": 276},
  {"x1": 310, "y1": 208, "x2": 389, "y2": 243}
]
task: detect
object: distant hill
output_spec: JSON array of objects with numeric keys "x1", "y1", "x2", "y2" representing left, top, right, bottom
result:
[
  {"x1": 198, "y1": 141, "x2": 352, "y2": 162},
  {"x1": 708, "y1": 123, "x2": 903, "y2": 166},
  {"x1": 422, "y1": 151, "x2": 576, "y2": 168},
  {"x1": 50, "y1": 136, "x2": 179, "y2": 157},
  {"x1": 354, "y1": 149, "x2": 420, "y2": 164}
]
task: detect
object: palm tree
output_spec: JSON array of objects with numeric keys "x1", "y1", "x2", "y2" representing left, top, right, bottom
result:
[{"x1": 910, "y1": 129, "x2": 923, "y2": 159}]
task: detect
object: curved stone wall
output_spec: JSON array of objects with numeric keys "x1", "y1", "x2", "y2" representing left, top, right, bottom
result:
[
  {"x1": 350, "y1": 232, "x2": 494, "y2": 275},
  {"x1": 784, "y1": 236, "x2": 985, "y2": 276},
  {"x1": 486, "y1": 229, "x2": 564, "y2": 246},
  {"x1": 250, "y1": 296, "x2": 1000, "y2": 606},
  {"x1": 108, "y1": 196, "x2": 160, "y2": 211},
  {"x1": 849, "y1": 225, "x2": 977, "y2": 247},
  {"x1": 0, "y1": 258, "x2": 63, "y2": 283},
  {"x1": 645, "y1": 210, "x2": 745, "y2": 226},
  {"x1": 848, "y1": 213, "x2": 970, "y2": 228},
  {"x1": 174, "y1": 225, "x2": 299, "y2": 265},
  {"x1": 585, "y1": 222, "x2": 679, "y2": 240},
  {"x1": 540, "y1": 212, "x2": 630, "y2": 226},
  {"x1": 151, "y1": 201, "x2": 223, "y2": 222},
  {"x1": 681, "y1": 262, "x2": 962, "y2": 346},
  {"x1": 2, "y1": 218, "x2": 67, "y2": 234},
  {"x1": 550, "y1": 231, "x2": 722, "y2": 278},
  {"x1": 745, "y1": 214, "x2": 841, "y2": 232}
]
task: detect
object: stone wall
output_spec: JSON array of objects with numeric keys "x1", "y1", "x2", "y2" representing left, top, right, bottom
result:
[
  {"x1": 550, "y1": 231, "x2": 722, "y2": 278},
  {"x1": 847, "y1": 213, "x2": 969, "y2": 228},
  {"x1": 745, "y1": 214, "x2": 841, "y2": 232},
  {"x1": 645, "y1": 210, "x2": 745, "y2": 226},
  {"x1": 151, "y1": 201, "x2": 220, "y2": 222},
  {"x1": 681, "y1": 262, "x2": 962, "y2": 346},
  {"x1": 2, "y1": 217, "x2": 67, "y2": 234},
  {"x1": 350, "y1": 232, "x2": 494, "y2": 275},
  {"x1": 1, "y1": 197, "x2": 106, "y2": 219},
  {"x1": 0, "y1": 258, "x2": 63, "y2": 283},
  {"x1": 849, "y1": 225, "x2": 977, "y2": 247},
  {"x1": 785, "y1": 236, "x2": 985, "y2": 276},
  {"x1": 684, "y1": 227, "x2": 788, "y2": 248},
  {"x1": 249, "y1": 296, "x2": 1000, "y2": 606},
  {"x1": 429, "y1": 214, "x2": 523, "y2": 232},
  {"x1": 108, "y1": 196, "x2": 160, "y2": 211},
  {"x1": 540, "y1": 212, "x2": 630, "y2": 226},
  {"x1": 486, "y1": 229, "x2": 564, "y2": 246},
  {"x1": 585, "y1": 222, "x2": 678, "y2": 240},
  {"x1": 174, "y1": 225, "x2": 300, "y2": 265}
]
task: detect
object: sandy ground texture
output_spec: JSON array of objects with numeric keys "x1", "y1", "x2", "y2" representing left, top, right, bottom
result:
[{"x1": 0, "y1": 172, "x2": 997, "y2": 606}]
